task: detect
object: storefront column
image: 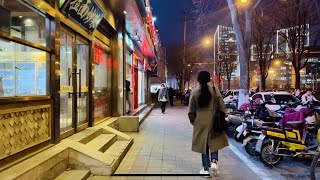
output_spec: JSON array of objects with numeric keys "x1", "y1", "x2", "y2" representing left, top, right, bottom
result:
[
  {"x1": 51, "y1": 1, "x2": 61, "y2": 144},
  {"x1": 111, "y1": 21, "x2": 125, "y2": 116},
  {"x1": 88, "y1": 42, "x2": 94, "y2": 127}
]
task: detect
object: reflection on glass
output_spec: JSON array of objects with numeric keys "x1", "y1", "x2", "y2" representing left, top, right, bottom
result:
[
  {"x1": 77, "y1": 40, "x2": 88, "y2": 125},
  {"x1": 0, "y1": 38, "x2": 48, "y2": 97},
  {"x1": 94, "y1": 45, "x2": 111, "y2": 121},
  {"x1": 1, "y1": 0, "x2": 50, "y2": 47},
  {"x1": 59, "y1": 30, "x2": 73, "y2": 132}
]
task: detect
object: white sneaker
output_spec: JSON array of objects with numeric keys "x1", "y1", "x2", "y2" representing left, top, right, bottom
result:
[
  {"x1": 211, "y1": 161, "x2": 220, "y2": 176},
  {"x1": 200, "y1": 168, "x2": 211, "y2": 178}
]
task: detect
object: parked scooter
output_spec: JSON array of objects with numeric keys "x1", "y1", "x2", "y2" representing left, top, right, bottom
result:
[
  {"x1": 255, "y1": 102, "x2": 320, "y2": 166},
  {"x1": 239, "y1": 101, "x2": 296, "y2": 156},
  {"x1": 225, "y1": 111, "x2": 244, "y2": 138},
  {"x1": 184, "y1": 90, "x2": 191, "y2": 106}
]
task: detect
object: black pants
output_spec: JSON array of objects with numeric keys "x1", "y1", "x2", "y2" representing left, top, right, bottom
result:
[
  {"x1": 169, "y1": 97, "x2": 174, "y2": 106},
  {"x1": 161, "y1": 102, "x2": 167, "y2": 113}
]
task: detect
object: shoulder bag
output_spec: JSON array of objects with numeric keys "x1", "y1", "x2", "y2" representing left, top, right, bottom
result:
[{"x1": 211, "y1": 86, "x2": 227, "y2": 136}]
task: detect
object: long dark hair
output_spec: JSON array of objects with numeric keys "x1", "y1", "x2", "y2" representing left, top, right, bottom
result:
[{"x1": 197, "y1": 71, "x2": 212, "y2": 108}]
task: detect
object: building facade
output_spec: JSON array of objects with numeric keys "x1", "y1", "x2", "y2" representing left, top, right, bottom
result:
[
  {"x1": 213, "y1": 25, "x2": 239, "y2": 90},
  {"x1": 0, "y1": 0, "x2": 158, "y2": 167}
]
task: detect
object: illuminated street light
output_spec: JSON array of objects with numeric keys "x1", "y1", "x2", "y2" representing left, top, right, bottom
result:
[
  {"x1": 240, "y1": 0, "x2": 248, "y2": 3},
  {"x1": 152, "y1": 17, "x2": 157, "y2": 21},
  {"x1": 203, "y1": 37, "x2": 212, "y2": 47},
  {"x1": 275, "y1": 61, "x2": 280, "y2": 65},
  {"x1": 188, "y1": 64, "x2": 191, "y2": 67}
]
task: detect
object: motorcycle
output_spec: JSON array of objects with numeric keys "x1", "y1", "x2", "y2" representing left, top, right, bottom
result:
[
  {"x1": 225, "y1": 111, "x2": 244, "y2": 138},
  {"x1": 235, "y1": 101, "x2": 284, "y2": 143},
  {"x1": 240, "y1": 101, "x2": 297, "y2": 156},
  {"x1": 255, "y1": 102, "x2": 320, "y2": 166}
]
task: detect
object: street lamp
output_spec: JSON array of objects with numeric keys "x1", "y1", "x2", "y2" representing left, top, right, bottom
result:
[
  {"x1": 203, "y1": 37, "x2": 212, "y2": 47},
  {"x1": 240, "y1": 0, "x2": 248, "y2": 3}
]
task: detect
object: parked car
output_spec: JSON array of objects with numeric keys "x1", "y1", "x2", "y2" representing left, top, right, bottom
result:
[
  {"x1": 250, "y1": 91, "x2": 299, "y2": 104},
  {"x1": 224, "y1": 90, "x2": 239, "y2": 99}
]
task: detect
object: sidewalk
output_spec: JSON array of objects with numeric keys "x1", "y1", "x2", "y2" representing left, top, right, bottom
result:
[{"x1": 97, "y1": 105, "x2": 262, "y2": 180}]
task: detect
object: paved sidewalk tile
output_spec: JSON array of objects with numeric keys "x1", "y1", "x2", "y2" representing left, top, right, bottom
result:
[{"x1": 108, "y1": 105, "x2": 263, "y2": 179}]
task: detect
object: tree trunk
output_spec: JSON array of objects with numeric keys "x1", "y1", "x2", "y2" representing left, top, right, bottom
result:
[
  {"x1": 227, "y1": 78, "x2": 231, "y2": 90},
  {"x1": 260, "y1": 75, "x2": 266, "y2": 92},
  {"x1": 227, "y1": 1, "x2": 250, "y2": 108},
  {"x1": 295, "y1": 72, "x2": 301, "y2": 90}
]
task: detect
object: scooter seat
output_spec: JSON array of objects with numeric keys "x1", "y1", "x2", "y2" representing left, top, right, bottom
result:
[
  {"x1": 262, "y1": 122, "x2": 277, "y2": 128},
  {"x1": 286, "y1": 121, "x2": 304, "y2": 130},
  {"x1": 262, "y1": 126, "x2": 284, "y2": 133}
]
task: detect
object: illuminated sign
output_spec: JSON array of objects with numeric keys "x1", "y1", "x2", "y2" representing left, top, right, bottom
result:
[{"x1": 61, "y1": 0, "x2": 104, "y2": 33}]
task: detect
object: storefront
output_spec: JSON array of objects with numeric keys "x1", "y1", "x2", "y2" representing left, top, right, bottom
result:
[
  {"x1": 0, "y1": 0, "x2": 118, "y2": 165},
  {"x1": 93, "y1": 42, "x2": 112, "y2": 123},
  {"x1": 0, "y1": 0, "x2": 53, "y2": 163}
]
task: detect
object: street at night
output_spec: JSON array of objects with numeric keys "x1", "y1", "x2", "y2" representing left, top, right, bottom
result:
[{"x1": 0, "y1": 0, "x2": 320, "y2": 180}]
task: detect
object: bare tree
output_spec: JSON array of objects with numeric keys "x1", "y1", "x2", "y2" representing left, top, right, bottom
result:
[
  {"x1": 275, "y1": 0, "x2": 320, "y2": 89},
  {"x1": 193, "y1": 0, "x2": 266, "y2": 107},
  {"x1": 168, "y1": 44, "x2": 204, "y2": 90},
  {"x1": 251, "y1": 7, "x2": 277, "y2": 92}
]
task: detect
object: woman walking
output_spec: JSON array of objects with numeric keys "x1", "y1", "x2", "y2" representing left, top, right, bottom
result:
[
  {"x1": 188, "y1": 71, "x2": 228, "y2": 177},
  {"x1": 158, "y1": 84, "x2": 169, "y2": 114}
]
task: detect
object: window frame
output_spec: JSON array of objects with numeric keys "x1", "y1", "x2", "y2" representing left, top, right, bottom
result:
[{"x1": 0, "y1": 0, "x2": 52, "y2": 102}]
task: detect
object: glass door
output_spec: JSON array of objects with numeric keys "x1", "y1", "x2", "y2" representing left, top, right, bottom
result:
[
  {"x1": 76, "y1": 39, "x2": 88, "y2": 126},
  {"x1": 59, "y1": 28, "x2": 89, "y2": 136},
  {"x1": 60, "y1": 30, "x2": 74, "y2": 132}
]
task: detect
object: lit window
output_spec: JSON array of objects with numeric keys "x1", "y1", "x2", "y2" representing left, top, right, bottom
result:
[{"x1": 0, "y1": 38, "x2": 48, "y2": 97}]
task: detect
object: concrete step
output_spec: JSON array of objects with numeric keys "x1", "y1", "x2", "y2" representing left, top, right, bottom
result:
[
  {"x1": 139, "y1": 104, "x2": 154, "y2": 125},
  {"x1": 104, "y1": 141, "x2": 131, "y2": 159},
  {"x1": 103, "y1": 140, "x2": 132, "y2": 173},
  {"x1": 55, "y1": 170, "x2": 91, "y2": 180},
  {"x1": 86, "y1": 134, "x2": 117, "y2": 153}
]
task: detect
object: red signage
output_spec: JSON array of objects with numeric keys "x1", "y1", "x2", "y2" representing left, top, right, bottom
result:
[{"x1": 94, "y1": 44, "x2": 103, "y2": 64}]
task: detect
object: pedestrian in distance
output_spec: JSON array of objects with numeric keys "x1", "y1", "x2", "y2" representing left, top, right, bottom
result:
[
  {"x1": 158, "y1": 84, "x2": 169, "y2": 114},
  {"x1": 125, "y1": 80, "x2": 132, "y2": 114},
  {"x1": 168, "y1": 87, "x2": 174, "y2": 106},
  {"x1": 188, "y1": 71, "x2": 229, "y2": 177},
  {"x1": 301, "y1": 88, "x2": 319, "y2": 104}
]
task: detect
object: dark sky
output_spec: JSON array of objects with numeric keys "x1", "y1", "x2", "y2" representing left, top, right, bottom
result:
[
  {"x1": 150, "y1": 0, "x2": 196, "y2": 48},
  {"x1": 150, "y1": 0, "x2": 232, "y2": 49}
]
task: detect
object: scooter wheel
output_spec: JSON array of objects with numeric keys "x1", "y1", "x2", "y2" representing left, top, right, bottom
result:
[
  {"x1": 234, "y1": 132, "x2": 244, "y2": 143},
  {"x1": 244, "y1": 139, "x2": 259, "y2": 157},
  {"x1": 260, "y1": 140, "x2": 281, "y2": 166},
  {"x1": 226, "y1": 125, "x2": 235, "y2": 138}
]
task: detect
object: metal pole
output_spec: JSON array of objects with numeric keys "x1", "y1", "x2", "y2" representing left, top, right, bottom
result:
[
  {"x1": 182, "y1": 11, "x2": 186, "y2": 92},
  {"x1": 316, "y1": 60, "x2": 318, "y2": 90}
]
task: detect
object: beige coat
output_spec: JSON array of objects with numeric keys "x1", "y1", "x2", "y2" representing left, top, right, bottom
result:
[{"x1": 188, "y1": 86, "x2": 229, "y2": 154}]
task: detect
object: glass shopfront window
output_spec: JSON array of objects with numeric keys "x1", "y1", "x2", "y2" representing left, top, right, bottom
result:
[
  {"x1": 138, "y1": 60, "x2": 145, "y2": 104},
  {"x1": 126, "y1": 52, "x2": 133, "y2": 112},
  {"x1": 93, "y1": 44, "x2": 112, "y2": 121},
  {"x1": 0, "y1": 0, "x2": 50, "y2": 47},
  {"x1": 0, "y1": 38, "x2": 49, "y2": 97},
  {"x1": 126, "y1": 52, "x2": 133, "y2": 82}
]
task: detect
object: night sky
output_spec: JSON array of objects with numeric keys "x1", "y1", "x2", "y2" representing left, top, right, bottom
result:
[
  {"x1": 150, "y1": 0, "x2": 195, "y2": 48},
  {"x1": 150, "y1": 0, "x2": 231, "y2": 49}
]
